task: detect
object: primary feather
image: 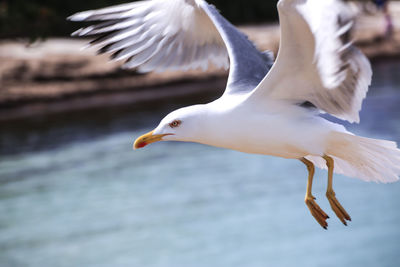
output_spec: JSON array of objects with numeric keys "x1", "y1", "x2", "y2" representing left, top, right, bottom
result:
[{"x1": 68, "y1": 0, "x2": 273, "y2": 94}]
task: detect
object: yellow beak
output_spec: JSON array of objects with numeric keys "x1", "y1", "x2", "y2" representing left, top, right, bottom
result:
[{"x1": 133, "y1": 130, "x2": 171, "y2": 149}]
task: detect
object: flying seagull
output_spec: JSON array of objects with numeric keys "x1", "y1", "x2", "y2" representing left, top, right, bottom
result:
[{"x1": 69, "y1": 0, "x2": 400, "y2": 229}]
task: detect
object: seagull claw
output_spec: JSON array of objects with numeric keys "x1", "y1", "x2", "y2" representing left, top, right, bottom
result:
[
  {"x1": 305, "y1": 196, "x2": 329, "y2": 229},
  {"x1": 326, "y1": 190, "x2": 351, "y2": 226}
]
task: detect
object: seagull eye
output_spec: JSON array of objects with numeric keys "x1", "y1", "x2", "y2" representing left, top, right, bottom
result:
[{"x1": 169, "y1": 120, "x2": 181, "y2": 128}]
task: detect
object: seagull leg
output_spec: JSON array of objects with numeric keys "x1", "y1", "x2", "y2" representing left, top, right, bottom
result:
[
  {"x1": 300, "y1": 158, "x2": 329, "y2": 229},
  {"x1": 323, "y1": 155, "x2": 352, "y2": 226}
]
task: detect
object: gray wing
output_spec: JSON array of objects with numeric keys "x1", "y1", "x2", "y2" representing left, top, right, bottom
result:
[
  {"x1": 199, "y1": 2, "x2": 273, "y2": 94},
  {"x1": 68, "y1": 0, "x2": 273, "y2": 95}
]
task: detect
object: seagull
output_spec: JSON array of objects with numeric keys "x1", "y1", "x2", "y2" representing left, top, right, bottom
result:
[{"x1": 69, "y1": 0, "x2": 400, "y2": 229}]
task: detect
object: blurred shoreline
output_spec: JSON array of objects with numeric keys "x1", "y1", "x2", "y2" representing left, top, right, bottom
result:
[{"x1": 1, "y1": 3, "x2": 400, "y2": 122}]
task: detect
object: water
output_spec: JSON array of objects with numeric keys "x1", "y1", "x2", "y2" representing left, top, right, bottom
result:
[{"x1": 1, "y1": 60, "x2": 400, "y2": 267}]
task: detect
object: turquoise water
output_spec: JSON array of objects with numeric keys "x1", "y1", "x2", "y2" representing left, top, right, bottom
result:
[{"x1": 1, "y1": 60, "x2": 400, "y2": 267}]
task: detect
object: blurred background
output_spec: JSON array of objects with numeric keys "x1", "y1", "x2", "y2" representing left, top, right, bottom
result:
[
  {"x1": 1, "y1": 0, "x2": 400, "y2": 267},
  {"x1": 0, "y1": 0, "x2": 279, "y2": 39}
]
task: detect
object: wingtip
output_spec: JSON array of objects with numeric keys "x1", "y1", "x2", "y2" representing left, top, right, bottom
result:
[
  {"x1": 136, "y1": 66, "x2": 151, "y2": 74},
  {"x1": 66, "y1": 14, "x2": 75, "y2": 21},
  {"x1": 67, "y1": 11, "x2": 92, "y2": 22},
  {"x1": 67, "y1": 14, "x2": 79, "y2": 21},
  {"x1": 121, "y1": 63, "x2": 132, "y2": 70},
  {"x1": 71, "y1": 29, "x2": 82, "y2": 37}
]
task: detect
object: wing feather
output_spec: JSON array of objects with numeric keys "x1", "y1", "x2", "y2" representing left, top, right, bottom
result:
[
  {"x1": 69, "y1": 0, "x2": 229, "y2": 72},
  {"x1": 250, "y1": 0, "x2": 372, "y2": 123},
  {"x1": 68, "y1": 0, "x2": 273, "y2": 95}
]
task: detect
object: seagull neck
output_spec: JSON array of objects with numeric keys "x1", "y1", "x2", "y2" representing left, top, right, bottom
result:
[{"x1": 190, "y1": 100, "x2": 240, "y2": 147}]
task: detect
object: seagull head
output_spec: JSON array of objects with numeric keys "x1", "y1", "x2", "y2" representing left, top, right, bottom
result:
[{"x1": 134, "y1": 105, "x2": 207, "y2": 149}]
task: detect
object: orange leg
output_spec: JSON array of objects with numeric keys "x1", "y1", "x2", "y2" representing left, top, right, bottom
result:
[
  {"x1": 323, "y1": 155, "x2": 352, "y2": 226},
  {"x1": 300, "y1": 158, "x2": 329, "y2": 229}
]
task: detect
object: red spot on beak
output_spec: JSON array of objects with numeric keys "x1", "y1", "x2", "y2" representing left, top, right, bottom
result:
[{"x1": 136, "y1": 142, "x2": 148, "y2": 148}]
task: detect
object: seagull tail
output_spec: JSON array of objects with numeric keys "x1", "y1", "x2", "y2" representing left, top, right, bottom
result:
[{"x1": 308, "y1": 132, "x2": 400, "y2": 183}]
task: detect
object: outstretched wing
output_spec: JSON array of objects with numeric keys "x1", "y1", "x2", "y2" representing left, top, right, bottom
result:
[
  {"x1": 68, "y1": 0, "x2": 273, "y2": 94},
  {"x1": 250, "y1": 0, "x2": 372, "y2": 123}
]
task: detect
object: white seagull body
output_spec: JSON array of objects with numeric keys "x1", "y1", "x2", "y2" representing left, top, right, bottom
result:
[{"x1": 69, "y1": 0, "x2": 400, "y2": 228}]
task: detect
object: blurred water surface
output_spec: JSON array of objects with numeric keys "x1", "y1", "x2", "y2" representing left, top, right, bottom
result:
[{"x1": 1, "y1": 60, "x2": 400, "y2": 267}]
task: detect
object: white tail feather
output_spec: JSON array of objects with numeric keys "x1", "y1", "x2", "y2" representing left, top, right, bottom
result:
[{"x1": 306, "y1": 132, "x2": 400, "y2": 183}]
